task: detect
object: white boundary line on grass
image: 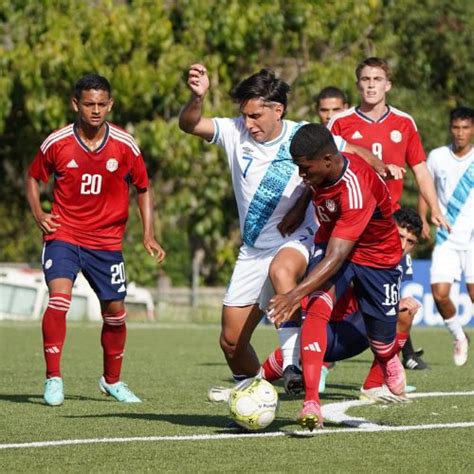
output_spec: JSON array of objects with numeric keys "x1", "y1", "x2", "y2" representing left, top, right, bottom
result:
[{"x1": 1, "y1": 391, "x2": 473, "y2": 449}]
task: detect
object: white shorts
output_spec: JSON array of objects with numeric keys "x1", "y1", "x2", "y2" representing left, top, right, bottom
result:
[
  {"x1": 223, "y1": 239, "x2": 312, "y2": 309},
  {"x1": 430, "y1": 243, "x2": 474, "y2": 284}
]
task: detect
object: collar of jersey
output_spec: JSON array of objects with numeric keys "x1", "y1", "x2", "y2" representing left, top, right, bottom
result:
[
  {"x1": 73, "y1": 122, "x2": 110, "y2": 153},
  {"x1": 355, "y1": 105, "x2": 391, "y2": 124},
  {"x1": 449, "y1": 143, "x2": 474, "y2": 161},
  {"x1": 258, "y1": 120, "x2": 288, "y2": 147}
]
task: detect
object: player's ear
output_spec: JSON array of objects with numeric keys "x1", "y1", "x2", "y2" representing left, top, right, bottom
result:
[
  {"x1": 71, "y1": 97, "x2": 79, "y2": 113},
  {"x1": 108, "y1": 98, "x2": 114, "y2": 112},
  {"x1": 274, "y1": 103, "x2": 284, "y2": 120},
  {"x1": 385, "y1": 81, "x2": 392, "y2": 93}
]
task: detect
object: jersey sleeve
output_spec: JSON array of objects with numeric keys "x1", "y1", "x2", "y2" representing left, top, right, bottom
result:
[
  {"x1": 327, "y1": 117, "x2": 342, "y2": 135},
  {"x1": 210, "y1": 117, "x2": 239, "y2": 147},
  {"x1": 28, "y1": 148, "x2": 54, "y2": 183},
  {"x1": 332, "y1": 134, "x2": 346, "y2": 152},
  {"x1": 130, "y1": 152, "x2": 149, "y2": 190},
  {"x1": 405, "y1": 121, "x2": 426, "y2": 168},
  {"x1": 426, "y1": 150, "x2": 436, "y2": 177}
]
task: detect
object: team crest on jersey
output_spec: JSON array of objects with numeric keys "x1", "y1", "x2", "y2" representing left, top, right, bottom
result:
[
  {"x1": 44, "y1": 259, "x2": 53, "y2": 270},
  {"x1": 390, "y1": 130, "x2": 402, "y2": 143},
  {"x1": 106, "y1": 158, "x2": 119, "y2": 172},
  {"x1": 325, "y1": 199, "x2": 337, "y2": 212}
]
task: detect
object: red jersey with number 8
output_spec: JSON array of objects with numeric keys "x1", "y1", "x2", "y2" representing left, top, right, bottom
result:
[
  {"x1": 312, "y1": 153, "x2": 402, "y2": 268},
  {"x1": 328, "y1": 106, "x2": 426, "y2": 211},
  {"x1": 28, "y1": 122, "x2": 149, "y2": 250}
]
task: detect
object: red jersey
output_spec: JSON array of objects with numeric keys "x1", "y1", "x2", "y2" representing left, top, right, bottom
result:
[
  {"x1": 328, "y1": 106, "x2": 426, "y2": 211},
  {"x1": 28, "y1": 122, "x2": 149, "y2": 251},
  {"x1": 313, "y1": 153, "x2": 402, "y2": 268}
]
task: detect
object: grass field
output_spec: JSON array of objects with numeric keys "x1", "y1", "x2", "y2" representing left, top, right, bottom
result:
[{"x1": 1, "y1": 322, "x2": 473, "y2": 472}]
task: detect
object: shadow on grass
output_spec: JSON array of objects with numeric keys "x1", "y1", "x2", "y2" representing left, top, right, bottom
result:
[{"x1": 0, "y1": 393, "x2": 108, "y2": 404}]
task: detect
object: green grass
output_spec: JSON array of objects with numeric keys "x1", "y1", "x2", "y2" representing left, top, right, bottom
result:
[{"x1": 1, "y1": 322, "x2": 473, "y2": 472}]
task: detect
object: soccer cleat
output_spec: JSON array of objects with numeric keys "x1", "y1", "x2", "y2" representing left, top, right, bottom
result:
[
  {"x1": 360, "y1": 385, "x2": 409, "y2": 403},
  {"x1": 405, "y1": 384, "x2": 417, "y2": 394},
  {"x1": 44, "y1": 377, "x2": 64, "y2": 406},
  {"x1": 207, "y1": 386, "x2": 232, "y2": 403},
  {"x1": 297, "y1": 400, "x2": 323, "y2": 431},
  {"x1": 403, "y1": 354, "x2": 429, "y2": 370},
  {"x1": 319, "y1": 365, "x2": 329, "y2": 393},
  {"x1": 283, "y1": 365, "x2": 304, "y2": 395},
  {"x1": 454, "y1": 333, "x2": 470, "y2": 366},
  {"x1": 99, "y1": 376, "x2": 142, "y2": 403},
  {"x1": 379, "y1": 353, "x2": 406, "y2": 396}
]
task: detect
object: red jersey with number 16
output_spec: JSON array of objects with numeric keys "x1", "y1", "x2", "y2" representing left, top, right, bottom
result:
[
  {"x1": 328, "y1": 106, "x2": 426, "y2": 211},
  {"x1": 313, "y1": 153, "x2": 402, "y2": 268},
  {"x1": 28, "y1": 122, "x2": 149, "y2": 251}
]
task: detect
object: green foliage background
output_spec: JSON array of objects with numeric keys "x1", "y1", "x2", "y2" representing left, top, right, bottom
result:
[{"x1": 1, "y1": 0, "x2": 473, "y2": 286}]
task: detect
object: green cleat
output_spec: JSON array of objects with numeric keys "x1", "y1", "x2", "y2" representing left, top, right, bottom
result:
[
  {"x1": 319, "y1": 365, "x2": 329, "y2": 393},
  {"x1": 44, "y1": 377, "x2": 64, "y2": 406},
  {"x1": 99, "y1": 376, "x2": 142, "y2": 403}
]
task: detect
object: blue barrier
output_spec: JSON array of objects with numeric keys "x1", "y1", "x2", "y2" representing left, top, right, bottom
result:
[{"x1": 402, "y1": 259, "x2": 473, "y2": 327}]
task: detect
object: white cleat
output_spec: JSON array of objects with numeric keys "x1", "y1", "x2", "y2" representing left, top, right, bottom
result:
[
  {"x1": 360, "y1": 385, "x2": 409, "y2": 403},
  {"x1": 454, "y1": 334, "x2": 469, "y2": 366},
  {"x1": 207, "y1": 386, "x2": 232, "y2": 403}
]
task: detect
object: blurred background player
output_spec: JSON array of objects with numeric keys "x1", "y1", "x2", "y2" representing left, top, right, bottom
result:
[
  {"x1": 314, "y1": 86, "x2": 349, "y2": 126},
  {"x1": 26, "y1": 73, "x2": 165, "y2": 406},
  {"x1": 328, "y1": 56, "x2": 451, "y2": 370},
  {"x1": 179, "y1": 64, "x2": 316, "y2": 394},
  {"x1": 268, "y1": 124, "x2": 405, "y2": 430},
  {"x1": 419, "y1": 106, "x2": 474, "y2": 366}
]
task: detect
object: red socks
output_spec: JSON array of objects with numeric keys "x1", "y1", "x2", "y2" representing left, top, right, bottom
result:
[
  {"x1": 261, "y1": 348, "x2": 283, "y2": 382},
  {"x1": 301, "y1": 291, "x2": 334, "y2": 404},
  {"x1": 101, "y1": 311, "x2": 127, "y2": 384},
  {"x1": 42, "y1": 293, "x2": 71, "y2": 378}
]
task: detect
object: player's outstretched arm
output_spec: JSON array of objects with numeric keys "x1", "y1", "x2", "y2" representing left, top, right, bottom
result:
[
  {"x1": 417, "y1": 194, "x2": 431, "y2": 240},
  {"x1": 25, "y1": 175, "x2": 60, "y2": 234},
  {"x1": 412, "y1": 162, "x2": 451, "y2": 233},
  {"x1": 137, "y1": 188, "x2": 166, "y2": 263},
  {"x1": 178, "y1": 64, "x2": 215, "y2": 141},
  {"x1": 267, "y1": 237, "x2": 354, "y2": 324},
  {"x1": 277, "y1": 185, "x2": 313, "y2": 237}
]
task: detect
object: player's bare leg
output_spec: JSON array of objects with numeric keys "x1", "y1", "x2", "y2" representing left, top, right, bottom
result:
[
  {"x1": 42, "y1": 278, "x2": 73, "y2": 406},
  {"x1": 219, "y1": 304, "x2": 263, "y2": 377},
  {"x1": 98, "y1": 299, "x2": 141, "y2": 402},
  {"x1": 432, "y1": 282, "x2": 469, "y2": 365},
  {"x1": 268, "y1": 247, "x2": 307, "y2": 394}
]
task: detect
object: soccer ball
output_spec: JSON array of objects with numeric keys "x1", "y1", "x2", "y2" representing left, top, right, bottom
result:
[{"x1": 228, "y1": 377, "x2": 278, "y2": 430}]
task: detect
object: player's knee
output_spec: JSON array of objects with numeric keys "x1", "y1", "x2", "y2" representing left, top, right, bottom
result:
[{"x1": 268, "y1": 262, "x2": 298, "y2": 292}]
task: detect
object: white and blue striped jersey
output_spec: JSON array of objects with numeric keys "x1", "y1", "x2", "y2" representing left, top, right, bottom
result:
[
  {"x1": 211, "y1": 117, "x2": 347, "y2": 249},
  {"x1": 427, "y1": 145, "x2": 474, "y2": 250}
]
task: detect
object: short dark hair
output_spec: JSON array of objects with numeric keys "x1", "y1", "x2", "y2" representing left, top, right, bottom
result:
[
  {"x1": 74, "y1": 73, "x2": 111, "y2": 100},
  {"x1": 393, "y1": 208, "x2": 422, "y2": 239},
  {"x1": 449, "y1": 106, "x2": 474, "y2": 125},
  {"x1": 314, "y1": 86, "x2": 347, "y2": 107},
  {"x1": 230, "y1": 69, "x2": 290, "y2": 116},
  {"x1": 290, "y1": 123, "x2": 337, "y2": 160},
  {"x1": 356, "y1": 57, "x2": 392, "y2": 81}
]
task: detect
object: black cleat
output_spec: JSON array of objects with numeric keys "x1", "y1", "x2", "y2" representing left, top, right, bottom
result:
[
  {"x1": 403, "y1": 354, "x2": 429, "y2": 370},
  {"x1": 283, "y1": 365, "x2": 304, "y2": 395}
]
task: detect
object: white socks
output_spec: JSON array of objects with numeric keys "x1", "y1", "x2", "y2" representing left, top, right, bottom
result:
[
  {"x1": 444, "y1": 316, "x2": 466, "y2": 342},
  {"x1": 278, "y1": 326, "x2": 301, "y2": 370}
]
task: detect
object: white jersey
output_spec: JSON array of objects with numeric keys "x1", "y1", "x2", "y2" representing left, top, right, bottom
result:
[
  {"x1": 211, "y1": 117, "x2": 346, "y2": 249},
  {"x1": 427, "y1": 145, "x2": 474, "y2": 250}
]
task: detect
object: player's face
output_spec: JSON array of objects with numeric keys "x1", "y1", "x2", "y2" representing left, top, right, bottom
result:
[
  {"x1": 240, "y1": 98, "x2": 284, "y2": 143},
  {"x1": 72, "y1": 89, "x2": 113, "y2": 130},
  {"x1": 357, "y1": 66, "x2": 391, "y2": 107},
  {"x1": 397, "y1": 225, "x2": 418, "y2": 256},
  {"x1": 316, "y1": 98, "x2": 348, "y2": 126},
  {"x1": 450, "y1": 118, "x2": 473, "y2": 150},
  {"x1": 295, "y1": 155, "x2": 331, "y2": 187}
]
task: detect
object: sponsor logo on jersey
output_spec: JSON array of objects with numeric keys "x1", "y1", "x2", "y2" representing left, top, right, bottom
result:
[
  {"x1": 242, "y1": 146, "x2": 255, "y2": 155},
  {"x1": 44, "y1": 259, "x2": 53, "y2": 270},
  {"x1": 351, "y1": 131, "x2": 363, "y2": 139},
  {"x1": 325, "y1": 199, "x2": 337, "y2": 212},
  {"x1": 66, "y1": 159, "x2": 79, "y2": 168},
  {"x1": 117, "y1": 284, "x2": 126, "y2": 293},
  {"x1": 303, "y1": 342, "x2": 322, "y2": 352},
  {"x1": 390, "y1": 130, "x2": 402, "y2": 143},
  {"x1": 106, "y1": 158, "x2": 119, "y2": 172},
  {"x1": 385, "y1": 307, "x2": 397, "y2": 316}
]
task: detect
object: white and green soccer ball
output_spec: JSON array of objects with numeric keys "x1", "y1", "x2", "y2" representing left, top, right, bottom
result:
[{"x1": 228, "y1": 377, "x2": 278, "y2": 430}]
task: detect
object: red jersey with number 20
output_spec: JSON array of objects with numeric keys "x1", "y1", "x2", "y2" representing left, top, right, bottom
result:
[
  {"x1": 313, "y1": 153, "x2": 402, "y2": 268},
  {"x1": 28, "y1": 122, "x2": 149, "y2": 251},
  {"x1": 328, "y1": 106, "x2": 426, "y2": 211}
]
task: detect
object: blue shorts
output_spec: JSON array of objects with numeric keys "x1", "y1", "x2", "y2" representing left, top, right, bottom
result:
[
  {"x1": 324, "y1": 311, "x2": 369, "y2": 362},
  {"x1": 42, "y1": 240, "x2": 127, "y2": 301}
]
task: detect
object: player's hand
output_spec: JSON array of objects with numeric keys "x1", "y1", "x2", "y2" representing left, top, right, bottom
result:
[
  {"x1": 399, "y1": 296, "x2": 421, "y2": 317},
  {"x1": 144, "y1": 237, "x2": 166, "y2": 263},
  {"x1": 430, "y1": 209, "x2": 451, "y2": 234},
  {"x1": 267, "y1": 292, "x2": 301, "y2": 325},
  {"x1": 36, "y1": 213, "x2": 60, "y2": 234},
  {"x1": 187, "y1": 64, "x2": 210, "y2": 98},
  {"x1": 383, "y1": 164, "x2": 406, "y2": 180},
  {"x1": 277, "y1": 210, "x2": 305, "y2": 237}
]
